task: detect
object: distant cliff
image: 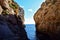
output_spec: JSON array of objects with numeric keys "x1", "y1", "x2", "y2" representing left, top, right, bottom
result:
[
  {"x1": 34, "y1": 0, "x2": 60, "y2": 40},
  {"x1": 0, "y1": 0, "x2": 28, "y2": 40}
]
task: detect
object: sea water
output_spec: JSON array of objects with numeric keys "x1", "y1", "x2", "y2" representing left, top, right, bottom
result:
[{"x1": 25, "y1": 24, "x2": 36, "y2": 40}]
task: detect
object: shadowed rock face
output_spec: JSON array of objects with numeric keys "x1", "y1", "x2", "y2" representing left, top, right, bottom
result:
[
  {"x1": 0, "y1": 0, "x2": 29, "y2": 40},
  {"x1": 34, "y1": 0, "x2": 60, "y2": 40}
]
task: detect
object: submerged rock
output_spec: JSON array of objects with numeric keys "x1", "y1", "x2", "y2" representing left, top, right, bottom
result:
[
  {"x1": 34, "y1": 0, "x2": 60, "y2": 40},
  {"x1": 0, "y1": 0, "x2": 29, "y2": 40}
]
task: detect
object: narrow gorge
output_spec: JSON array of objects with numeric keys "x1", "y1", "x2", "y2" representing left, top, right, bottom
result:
[{"x1": 0, "y1": 0, "x2": 60, "y2": 40}]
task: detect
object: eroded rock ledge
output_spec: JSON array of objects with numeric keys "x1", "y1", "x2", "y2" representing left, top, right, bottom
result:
[
  {"x1": 34, "y1": 0, "x2": 60, "y2": 40},
  {"x1": 0, "y1": 0, "x2": 28, "y2": 40}
]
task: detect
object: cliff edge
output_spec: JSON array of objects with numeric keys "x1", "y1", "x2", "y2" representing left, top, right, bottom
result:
[
  {"x1": 0, "y1": 0, "x2": 28, "y2": 40},
  {"x1": 34, "y1": 0, "x2": 60, "y2": 40}
]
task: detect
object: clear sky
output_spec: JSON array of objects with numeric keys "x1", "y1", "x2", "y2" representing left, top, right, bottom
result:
[{"x1": 14, "y1": 0, "x2": 45, "y2": 24}]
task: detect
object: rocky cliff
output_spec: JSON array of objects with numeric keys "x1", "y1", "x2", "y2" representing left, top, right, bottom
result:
[
  {"x1": 0, "y1": 0, "x2": 28, "y2": 40},
  {"x1": 34, "y1": 0, "x2": 60, "y2": 40}
]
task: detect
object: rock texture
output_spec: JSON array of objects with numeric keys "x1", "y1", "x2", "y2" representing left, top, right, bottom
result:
[
  {"x1": 0, "y1": 0, "x2": 28, "y2": 40},
  {"x1": 34, "y1": 0, "x2": 60, "y2": 40}
]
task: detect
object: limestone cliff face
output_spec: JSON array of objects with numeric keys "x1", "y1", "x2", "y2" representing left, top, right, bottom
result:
[
  {"x1": 0, "y1": 0, "x2": 28, "y2": 40},
  {"x1": 34, "y1": 0, "x2": 60, "y2": 40}
]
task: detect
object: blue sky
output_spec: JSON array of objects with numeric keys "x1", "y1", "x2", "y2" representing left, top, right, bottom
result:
[{"x1": 14, "y1": 0, "x2": 45, "y2": 24}]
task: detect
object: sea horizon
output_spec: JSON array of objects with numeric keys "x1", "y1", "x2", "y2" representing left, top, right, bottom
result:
[{"x1": 25, "y1": 24, "x2": 35, "y2": 25}]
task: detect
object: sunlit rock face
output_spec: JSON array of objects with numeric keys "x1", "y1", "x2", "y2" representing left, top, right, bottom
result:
[
  {"x1": 34, "y1": 0, "x2": 60, "y2": 40},
  {"x1": 0, "y1": 0, "x2": 28, "y2": 40},
  {"x1": 0, "y1": 6, "x2": 3, "y2": 14}
]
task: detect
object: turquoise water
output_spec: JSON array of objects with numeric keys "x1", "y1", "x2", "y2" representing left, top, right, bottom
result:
[{"x1": 25, "y1": 24, "x2": 36, "y2": 40}]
